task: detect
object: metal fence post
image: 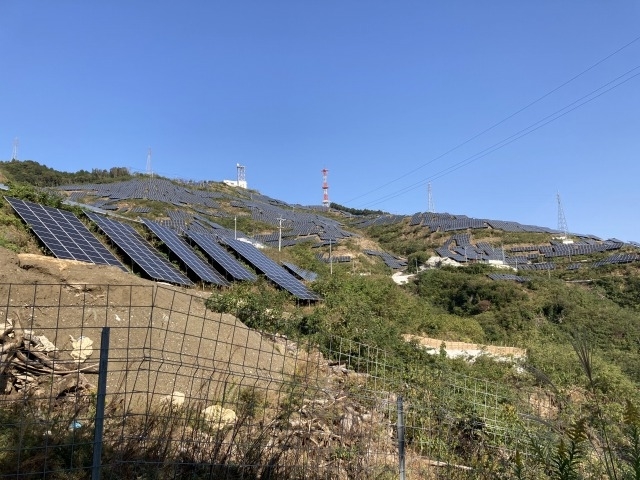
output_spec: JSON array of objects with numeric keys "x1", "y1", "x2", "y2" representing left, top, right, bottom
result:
[
  {"x1": 397, "y1": 395, "x2": 406, "y2": 480},
  {"x1": 92, "y1": 326, "x2": 110, "y2": 480}
]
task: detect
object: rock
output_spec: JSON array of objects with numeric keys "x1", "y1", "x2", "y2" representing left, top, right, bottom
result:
[
  {"x1": 69, "y1": 335, "x2": 93, "y2": 363},
  {"x1": 34, "y1": 335, "x2": 57, "y2": 353},
  {"x1": 340, "y1": 411, "x2": 354, "y2": 432},
  {"x1": 201, "y1": 405, "x2": 237, "y2": 431}
]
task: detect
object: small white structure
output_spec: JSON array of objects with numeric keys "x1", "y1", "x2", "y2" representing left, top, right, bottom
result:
[
  {"x1": 224, "y1": 163, "x2": 247, "y2": 189},
  {"x1": 487, "y1": 259, "x2": 517, "y2": 271},
  {"x1": 425, "y1": 256, "x2": 462, "y2": 268},
  {"x1": 392, "y1": 271, "x2": 415, "y2": 285}
]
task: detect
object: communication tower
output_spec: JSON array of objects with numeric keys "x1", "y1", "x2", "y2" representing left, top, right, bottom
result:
[
  {"x1": 236, "y1": 164, "x2": 247, "y2": 189},
  {"x1": 146, "y1": 148, "x2": 153, "y2": 177},
  {"x1": 557, "y1": 192, "x2": 569, "y2": 238},
  {"x1": 322, "y1": 168, "x2": 329, "y2": 208},
  {"x1": 11, "y1": 138, "x2": 19, "y2": 161}
]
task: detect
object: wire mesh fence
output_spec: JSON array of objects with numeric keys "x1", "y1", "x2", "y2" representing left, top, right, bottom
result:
[{"x1": 0, "y1": 283, "x2": 558, "y2": 479}]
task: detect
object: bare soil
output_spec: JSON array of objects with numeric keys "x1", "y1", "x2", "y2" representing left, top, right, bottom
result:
[
  {"x1": 403, "y1": 334, "x2": 527, "y2": 361},
  {"x1": 0, "y1": 248, "x2": 296, "y2": 410}
]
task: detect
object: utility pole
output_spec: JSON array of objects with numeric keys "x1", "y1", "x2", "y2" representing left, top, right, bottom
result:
[
  {"x1": 277, "y1": 216, "x2": 285, "y2": 252},
  {"x1": 234, "y1": 216, "x2": 237, "y2": 240}
]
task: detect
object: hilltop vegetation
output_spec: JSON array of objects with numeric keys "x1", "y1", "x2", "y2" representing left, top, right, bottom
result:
[
  {"x1": 0, "y1": 159, "x2": 132, "y2": 187},
  {"x1": 2, "y1": 160, "x2": 640, "y2": 477}
]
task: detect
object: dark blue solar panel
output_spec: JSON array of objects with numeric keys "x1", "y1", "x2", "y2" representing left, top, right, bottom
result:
[
  {"x1": 142, "y1": 219, "x2": 230, "y2": 286},
  {"x1": 221, "y1": 238, "x2": 320, "y2": 300},
  {"x1": 5, "y1": 197, "x2": 125, "y2": 270},
  {"x1": 281, "y1": 262, "x2": 318, "y2": 282},
  {"x1": 487, "y1": 273, "x2": 530, "y2": 282},
  {"x1": 86, "y1": 212, "x2": 193, "y2": 286},
  {"x1": 186, "y1": 232, "x2": 257, "y2": 282}
]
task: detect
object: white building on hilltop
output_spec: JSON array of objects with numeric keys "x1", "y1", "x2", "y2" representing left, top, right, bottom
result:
[{"x1": 223, "y1": 164, "x2": 247, "y2": 189}]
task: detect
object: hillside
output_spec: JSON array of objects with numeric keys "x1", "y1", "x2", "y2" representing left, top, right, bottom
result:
[{"x1": 2, "y1": 159, "x2": 640, "y2": 478}]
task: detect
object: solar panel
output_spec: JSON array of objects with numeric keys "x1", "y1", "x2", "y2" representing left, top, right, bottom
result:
[
  {"x1": 5, "y1": 197, "x2": 125, "y2": 270},
  {"x1": 186, "y1": 232, "x2": 257, "y2": 282},
  {"x1": 221, "y1": 238, "x2": 320, "y2": 301},
  {"x1": 86, "y1": 212, "x2": 193, "y2": 286},
  {"x1": 281, "y1": 262, "x2": 318, "y2": 282},
  {"x1": 142, "y1": 219, "x2": 230, "y2": 286}
]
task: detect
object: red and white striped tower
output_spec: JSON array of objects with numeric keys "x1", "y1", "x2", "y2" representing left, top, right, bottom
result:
[{"x1": 322, "y1": 168, "x2": 330, "y2": 208}]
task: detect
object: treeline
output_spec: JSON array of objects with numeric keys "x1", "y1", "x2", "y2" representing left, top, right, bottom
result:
[
  {"x1": 329, "y1": 202, "x2": 384, "y2": 216},
  {"x1": 0, "y1": 160, "x2": 133, "y2": 187}
]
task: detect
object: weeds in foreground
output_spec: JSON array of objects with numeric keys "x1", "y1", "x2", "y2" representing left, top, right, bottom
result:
[{"x1": 0, "y1": 368, "x2": 397, "y2": 480}]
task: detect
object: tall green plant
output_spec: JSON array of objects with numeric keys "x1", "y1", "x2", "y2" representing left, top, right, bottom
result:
[
  {"x1": 622, "y1": 401, "x2": 640, "y2": 480},
  {"x1": 550, "y1": 418, "x2": 588, "y2": 480}
]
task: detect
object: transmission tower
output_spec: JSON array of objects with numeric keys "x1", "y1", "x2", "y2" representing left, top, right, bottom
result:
[
  {"x1": 11, "y1": 138, "x2": 19, "y2": 160},
  {"x1": 322, "y1": 168, "x2": 330, "y2": 208},
  {"x1": 557, "y1": 192, "x2": 569, "y2": 237},
  {"x1": 427, "y1": 183, "x2": 435, "y2": 213},
  {"x1": 146, "y1": 148, "x2": 153, "y2": 177}
]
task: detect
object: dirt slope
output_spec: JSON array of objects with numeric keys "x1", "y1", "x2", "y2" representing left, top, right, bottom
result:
[{"x1": 0, "y1": 248, "x2": 295, "y2": 410}]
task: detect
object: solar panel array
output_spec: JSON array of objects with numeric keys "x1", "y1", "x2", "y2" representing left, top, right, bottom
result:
[
  {"x1": 593, "y1": 253, "x2": 638, "y2": 267},
  {"x1": 453, "y1": 247, "x2": 484, "y2": 261},
  {"x1": 221, "y1": 238, "x2": 320, "y2": 300},
  {"x1": 363, "y1": 250, "x2": 407, "y2": 269},
  {"x1": 452, "y1": 233, "x2": 471, "y2": 246},
  {"x1": 316, "y1": 254, "x2": 352, "y2": 263},
  {"x1": 352, "y1": 214, "x2": 406, "y2": 229},
  {"x1": 186, "y1": 232, "x2": 257, "y2": 282},
  {"x1": 507, "y1": 241, "x2": 623, "y2": 259},
  {"x1": 281, "y1": 262, "x2": 318, "y2": 282},
  {"x1": 396, "y1": 211, "x2": 573, "y2": 236},
  {"x1": 142, "y1": 219, "x2": 230, "y2": 286},
  {"x1": 517, "y1": 262, "x2": 555, "y2": 271},
  {"x1": 50, "y1": 178, "x2": 640, "y2": 282},
  {"x1": 86, "y1": 212, "x2": 193, "y2": 286},
  {"x1": 5, "y1": 197, "x2": 125, "y2": 270}
]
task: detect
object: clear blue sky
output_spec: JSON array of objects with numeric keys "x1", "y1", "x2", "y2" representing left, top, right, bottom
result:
[{"x1": 2, "y1": 2, "x2": 639, "y2": 241}]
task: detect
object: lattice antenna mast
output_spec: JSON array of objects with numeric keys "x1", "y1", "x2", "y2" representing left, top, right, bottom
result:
[
  {"x1": 427, "y1": 183, "x2": 435, "y2": 213},
  {"x1": 11, "y1": 138, "x2": 19, "y2": 160},
  {"x1": 146, "y1": 148, "x2": 153, "y2": 177},
  {"x1": 557, "y1": 192, "x2": 569, "y2": 237},
  {"x1": 236, "y1": 164, "x2": 247, "y2": 188},
  {"x1": 322, "y1": 168, "x2": 329, "y2": 208}
]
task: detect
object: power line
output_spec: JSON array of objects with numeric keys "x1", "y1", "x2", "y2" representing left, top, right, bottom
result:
[
  {"x1": 356, "y1": 65, "x2": 640, "y2": 209},
  {"x1": 343, "y1": 33, "x2": 640, "y2": 205}
]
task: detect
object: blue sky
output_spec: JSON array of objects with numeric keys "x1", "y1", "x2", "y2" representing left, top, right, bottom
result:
[{"x1": 2, "y1": 2, "x2": 639, "y2": 241}]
